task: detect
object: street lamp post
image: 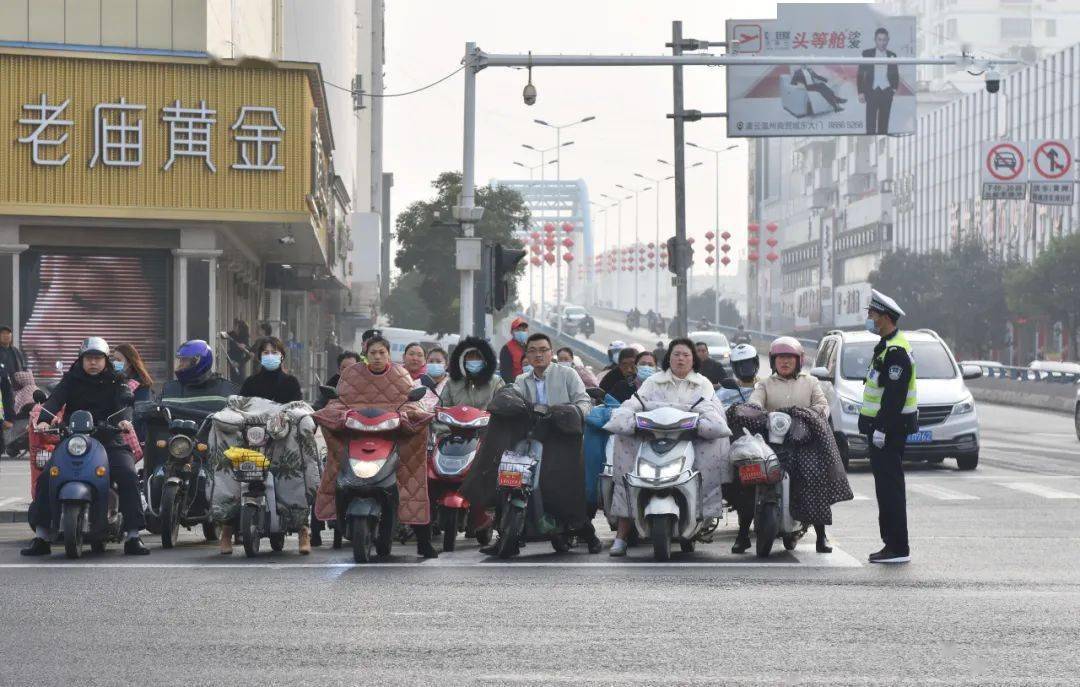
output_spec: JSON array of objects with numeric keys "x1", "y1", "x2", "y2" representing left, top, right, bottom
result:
[
  {"x1": 600, "y1": 192, "x2": 629, "y2": 310},
  {"x1": 687, "y1": 142, "x2": 738, "y2": 327},
  {"x1": 589, "y1": 200, "x2": 615, "y2": 308},
  {"x1": 634, "y1": 171, "x2": 675, "y2": 314},
  {"x1": 616, "y1": 183, "x2": 652, "y2": 313},
  {"x1": 513, "y1": 158, "x2": 558, "y2": 180}
]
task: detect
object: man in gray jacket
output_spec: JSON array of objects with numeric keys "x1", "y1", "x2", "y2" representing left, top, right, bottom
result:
[{"x1": 514, "y1": 333, "x2": 591, "y2": 417}]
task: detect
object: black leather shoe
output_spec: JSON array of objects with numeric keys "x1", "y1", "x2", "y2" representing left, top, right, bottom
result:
[
  {"x1": 869, "y1": 547, "x2": 910, "y2": 564},
  {"x1": 124, "y1": 537, "x2": 151, "y2": 556},
  {"x1": 816, "y1": 535, "x2": 833, "y2": 554},
  {"x1": 731, "y1": 533, "x2": 751, "y2": 554},
  {"x1": 310, "y1": 532, "x2": 322, "y2": 547},
  {"x1": 20, "y1": 538, "x2": 51, "y2": 556},
  {"x1": 479, "y1": 537, "x2": 501, "y2": 556},
  {"x1": 585, "y1": 534, "x2": 602, "y2": 554},
  {"x1": 417, "y1": 541, "x2": 439, "y2": 559}
]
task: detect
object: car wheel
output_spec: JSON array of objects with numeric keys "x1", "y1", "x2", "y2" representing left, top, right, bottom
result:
[{"x1": 956, "y1": 453, "x2": 979, "y2": 471}]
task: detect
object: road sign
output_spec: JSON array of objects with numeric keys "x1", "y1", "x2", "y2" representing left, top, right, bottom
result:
[
  {"x1": 984, "y1": 142, "x2": 1026, "y2": 182},
  {"x1": 730, "y1": 24, "x2": 762, "y2": 54},
  {"x1": 982, "y1": 183, "x2": 1026, "y2": 201},
  {"x1": 1031, "y1": 182, "x2": 1075, "y2": 206},
  {"x1": 1032, "y1": 140, "x2": 1073, "y2": 181}
]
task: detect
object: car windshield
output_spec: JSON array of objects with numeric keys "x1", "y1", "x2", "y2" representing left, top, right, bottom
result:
[
  {"x1": 564, "y1": 307, "x2": 585, "y2": 317},
  {"x1": 693, "y1": 333, "x2": 729, "y2": 348},
  {"x1": 841, "y1": 341, "x2": 958, "y2": 380}
]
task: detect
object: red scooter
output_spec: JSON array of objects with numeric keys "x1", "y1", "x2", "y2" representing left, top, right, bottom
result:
[{"x1": 428, "y1": 405, "x2": 493, "y2": 551}]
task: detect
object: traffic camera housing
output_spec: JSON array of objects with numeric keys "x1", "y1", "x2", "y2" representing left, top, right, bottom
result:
[{"x1": 984, "y1": 68, "x2": 1001, "y2": 94}]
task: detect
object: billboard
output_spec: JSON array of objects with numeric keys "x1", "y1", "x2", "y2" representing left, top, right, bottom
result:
[
  {"x1": 727, "y1": 4, "x2": 917, "y2": 138},
  {"x1": 833, "y1": 282, "x2": 871, "y2": 328}
]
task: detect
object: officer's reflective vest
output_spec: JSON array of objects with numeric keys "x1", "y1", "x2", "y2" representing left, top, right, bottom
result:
[{"x1": 860, "y1": 330, "x2": 918, "y2": 419}]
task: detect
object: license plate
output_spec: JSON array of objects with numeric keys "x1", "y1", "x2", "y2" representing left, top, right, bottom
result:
[
  {"x1": 498, "y1": 470, "x2": 523, "y2": 488},
  {"x1": 907, "y1": 430, "x2": 933, "y2": 444},
  {"x1": 35, "y1": 450, "x2": 52, "y2": 468},
  {"x1": 738, "y1": 463, "x2": 766, "y2": 483}
]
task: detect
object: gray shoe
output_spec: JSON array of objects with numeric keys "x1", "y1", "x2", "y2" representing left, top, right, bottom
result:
[{"x1": 609, "y1": 538, "x2": 628, "y2": 557}]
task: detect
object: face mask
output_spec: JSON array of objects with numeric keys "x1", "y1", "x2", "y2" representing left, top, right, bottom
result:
[
  {"x1": 465, "y1": 360, "x2": 485, "y2": 376},
  {"x1": 522, "y1": 364, "x2": 534, "y2": 377},
  {"x1": 513, "y1": 331, "x2": 528, "y2": 345},
  {"x1": 864, "y1": 318, "x2": 880, "y2": 334},
  {"x1": 426, "y1": 363, "x2": 445, "y2": 378},
  {"x1": 558, "y1": 361, "x2": 574, "y2": 368},
  {"x1": 636, "y1": 366, "x2": 656, "y2": 382},
  {"x1": 112, "y1": 360, "x2": 126, "y2": 373},
  {"x1": 261, "y1": 354, "x2": 282, "y2": 371}
]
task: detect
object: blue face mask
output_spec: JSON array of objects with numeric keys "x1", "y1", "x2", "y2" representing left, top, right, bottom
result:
[
  {"x1": 465, "y1": 360, "x2": 485, "y2": 376},
  {"x1": 112, "y1": 360, "x2": 126, "y2": 373},
  {"x1": 636, "y1": 366, "x2": 656, "y2": 382},
  {"x1": 261, "y1": 353, "x2": 282, "y2": 371},
  {"x1": 513, "y1": 331, "x2": 528, "y2": 345},
  {"x1": 864, "y1": 318, "x2": 880, "y2": 334},
  {"x1": 426, "y1": 363, "x2": 445, "y2": 378},
  {"x1": 522, "y1": 364, "x2": 534, "y2": 377}
]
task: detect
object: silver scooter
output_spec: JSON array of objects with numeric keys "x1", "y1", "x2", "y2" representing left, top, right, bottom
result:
[
  {"x1": 624, "y1": 399, "x2": 706, "y2": 562},
  {"x1": 733, "y1": 411, "x2": 806, "y2": 558}
]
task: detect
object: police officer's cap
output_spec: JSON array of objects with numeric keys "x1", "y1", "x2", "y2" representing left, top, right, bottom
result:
[{"x1": 868, "y1": 290, "x2": 905, "y2": 320}]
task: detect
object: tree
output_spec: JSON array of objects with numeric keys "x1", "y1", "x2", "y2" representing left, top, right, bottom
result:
[
  {"x1": 382, "y1": 271, "x2": 432, "y2": 329},
  {"x1": 687, "y1": 288, "x2": 743, "y2": 328},
  {"x1": 869, "y1": 238, "x2": 1009, "y2": 359},
  {"x1": 393, "y1": 172, "x2": 529, "y2": 334},
  {"x1": 1006, "y1": 232, "x2": 1080, "y2": 359}
]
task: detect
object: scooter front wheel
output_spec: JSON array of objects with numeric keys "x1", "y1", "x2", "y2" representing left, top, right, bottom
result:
[
  {"x1": 439, "y1": 508, "x2": 458, "y2": 552},
  {"x1": 61, "y1": 502, "x2": 85, "y2": 559},
  {"x1": 648, "y1": 514, "x2": 674, "y2": 562},
  {"x1": 159, "y1": 482, "x2": 181, "y2": 549},
  {"x1": 496, "y1": 504, "x2": 524, "y2": 559},
  {"x1": 755, "y1": 502, "x2": 779, "y2": 558},
  {"x1": 241, "y1": 504, "x2": 262, "y2": 558},
  {"x1": 352, "y1": 516, "x2": 373, "y2": 563}
]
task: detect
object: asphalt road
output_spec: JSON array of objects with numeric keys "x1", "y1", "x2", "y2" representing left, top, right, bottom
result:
[{"x1": 2, "y1": 315, "x2": 1079, "y2": 685}]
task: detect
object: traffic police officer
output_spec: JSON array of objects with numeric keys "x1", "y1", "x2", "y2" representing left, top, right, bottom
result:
[{"x1": 858, "y1": 290, "x2": 917, "y2": 564}]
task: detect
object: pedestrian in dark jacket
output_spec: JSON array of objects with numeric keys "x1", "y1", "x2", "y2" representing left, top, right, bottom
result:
[
  {"x1": 240, "y1": 337, "x2": 303, "y2": 404},
  {"x1": 313, "y1": 350, "x2": 360, "y2": 411},
  {"x1": 498, "y1": 317, "x2": 529, "y2": 383},
  {"x1": 0, "y1": 326, "x2": 26, "y2": 453},
  {"x1": 695, "y1": 341, "x2": 731, "y2": 388}
]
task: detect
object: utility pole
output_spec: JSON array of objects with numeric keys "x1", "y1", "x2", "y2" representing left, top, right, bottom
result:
[{"x1": 670, "y1": 21, "x2": 689, "y2": 337}]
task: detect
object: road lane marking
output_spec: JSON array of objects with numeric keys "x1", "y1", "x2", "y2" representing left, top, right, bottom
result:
[
  {"x1": 996, "y1": 482, "x2": 1080, "y2": 499},
  {"x1": 908, "y1": 483, "x2": 979, "y2": 501}
]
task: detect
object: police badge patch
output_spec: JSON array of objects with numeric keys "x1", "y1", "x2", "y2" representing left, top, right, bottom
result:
[{"x1": 888, "y1": 365, "x2": 903, "y2": 381}]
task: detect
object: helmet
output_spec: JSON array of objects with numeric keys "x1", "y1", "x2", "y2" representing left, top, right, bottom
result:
[
  {"x1": 769, "y1": 336, "x2": 804, "y2": 373},
  {"x1": 175, "y1": 339, "x2": 213, "y2": 384},
  {"x1": 79, "y1": 337, "x2": 109, "y2": 357},
  {"x1": 729, "y1": 343, "x2": 760, "y2": 382},
  {"x1": 607, "y1": 340, "x2": 627, "y2": 365}
]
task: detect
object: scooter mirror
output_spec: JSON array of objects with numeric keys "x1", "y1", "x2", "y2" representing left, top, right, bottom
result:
[
  {"x1": 55, "y1": 361, "x2": 64, "y2": 372},
  {"x1": 319, "y1": 385, "x2": 339, "y2": 400},
  {"x1": 809, "y1": 366, "x2": 831, "y2": 382},
  {"x1": 585, "y1": 387, "x2": 607, "y2": 402},
  {"x1": 406, "y1": 387, "x2": 428, "y2": 402},
  {"x1": 718, "y1": 378, "x2": 740, "y2": 390},
  {"x1": 32, "y1": 389, "x2": 48, "y2": 403}
]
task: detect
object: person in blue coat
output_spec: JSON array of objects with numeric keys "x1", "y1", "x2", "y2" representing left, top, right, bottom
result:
[{"x1": 583, "y1": 392, "x2": 620, "y2": 524}]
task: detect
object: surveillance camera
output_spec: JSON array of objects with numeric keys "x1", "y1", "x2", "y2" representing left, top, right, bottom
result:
[
  {"x1": 278, "y1": 234, "x2": 296, "y2": 246},
  {"x1": 522, "y1": 82, "x2": 537, "y2": 106},
  {"x1": 985, "y1": 68, "x2": 1001, "y2": 94}
]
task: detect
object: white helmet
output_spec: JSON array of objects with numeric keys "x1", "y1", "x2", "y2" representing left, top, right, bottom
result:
[
  {"x1": 79, "y1": 336, "x2": 110, "y2": 357},
  {"x1": 730, "y1": 343, "x2": 758, "y2": 363},
  {"x1": 607, "y1": 340, "x2": 627, "y2": 365},
  {"x1": 730, "y1": 343, "x2": 760, "y2": 382}
]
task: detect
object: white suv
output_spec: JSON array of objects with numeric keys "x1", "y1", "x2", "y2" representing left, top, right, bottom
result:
[{"x1": 810, "y1": 329, "x2": 983, "y2": 471}]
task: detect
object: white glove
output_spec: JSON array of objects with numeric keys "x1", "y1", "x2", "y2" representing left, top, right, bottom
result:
[{"x1": 872, "y1": 430, "x2": 886, "y2": 449}]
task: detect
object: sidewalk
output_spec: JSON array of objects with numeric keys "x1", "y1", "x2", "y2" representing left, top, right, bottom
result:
[{"x1": 0, "y1": 460, "x2": 30, "y2": 524}]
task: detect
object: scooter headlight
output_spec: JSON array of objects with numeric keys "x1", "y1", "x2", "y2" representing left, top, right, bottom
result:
[
  {"x1": 67, "y1": 435, "x2": 89, "y2": 457},
  {"x1": 168, "y1": 435, "x2": 193, "y2": 459},
  {"x1": 767, "y1": 412, "x2": 792, "y2": 444},
  {"x1": 349, "y1": 457, "x2": 386, "y2": 478},
  {"x1": 637, "y1": 458, "x2": 683, "y2": 480}
]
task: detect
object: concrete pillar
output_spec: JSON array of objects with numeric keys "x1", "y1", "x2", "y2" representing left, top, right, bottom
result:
[
  {"x1": 0, "y1": 240, "x2": 29, "y2": 343},
  {"x1": 172, "y1": 247, "x2": 222, "y2": 351}
]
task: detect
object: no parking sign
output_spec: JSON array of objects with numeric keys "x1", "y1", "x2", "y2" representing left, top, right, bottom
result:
[{"x1": 981, "y1": 141, "x2": 1028, "y2": 200}]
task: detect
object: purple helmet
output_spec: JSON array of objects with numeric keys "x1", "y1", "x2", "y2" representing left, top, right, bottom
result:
[{"x1": 175, "y1": 339, "x2": 213, "y2": 384}]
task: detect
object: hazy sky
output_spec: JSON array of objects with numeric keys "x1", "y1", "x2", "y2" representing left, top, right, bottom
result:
[{"x1": 382, "y1": 0, "x2": 866, "y2": 278}]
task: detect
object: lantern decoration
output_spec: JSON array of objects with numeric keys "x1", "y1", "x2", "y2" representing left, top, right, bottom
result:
[
  {"x1": 531, "y1": 244, "x2": 542, "y2": 254},
  {"x1": 721, "y1": 244, "x2": 731, "y2": 253},
  {"x1": 766, "y1": 252, "x2": 779, "y2": 262},
  {"x1": 721, "y1": 231, "x2": 731, "y2": 241},
  {"x1": 705, "y1": 256, "x2": 715, "y2": 266},
  {"x1": 544, "y1": 223, "x2": 555, "y2": 233},
  {"x1": 648, "y1": 262, "x2": 655, "y2": 269},
  {"x1": 563, "y1": 253, "x2": 574, "y2": 263},
  {"x1": 648, "y1": 242, "x2": 655, "y2": 249},
  {"x1": 766, "y1": 222, "x2": 778, "y2": 233},
  {"x1": 648, "y1": 251, "x2": 655, "y2": 259},
  {"x1": 748, "y1": 251, "x2": 760, "y2": 262},
  {"x1": 530, "y1": 256, "x2": 541, "y2": 266},
  {"x1": 706, "y1": 244, "x2": 715, "y2": 253},
  {"x1": 688, "y1": 237, "x2": 696, "y2": 244},
  {"x1": 562, "y1": 222, "x2": 574, "y2": 233},
  {"x1": 766, "y1": 237, "x2": 778, "y2": 248},
  {"x1": 721, "y1": 256, "x2": 731, "y2": 267},
  {"x1": 545, "y1": 253, "x2": 556, "y2": 265},
  {"x1": 748, "y1": 223, "x2": 760, "y2": 234},
  {"x1": 562, "y1": 237, "x2": 574, "y2": 248},
  {"x1": 748, "y1": 236, "x2": 760, "y2": 246},
  {"x1": 530, "y1": 231, "x2": 540, "y2": 240}
]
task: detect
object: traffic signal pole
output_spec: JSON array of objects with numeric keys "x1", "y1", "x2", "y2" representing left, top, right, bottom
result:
[
  {"x1": 455, "y1": 39, "x2": 1010, "y2": 339},
  {"x1": 670, "y1": 21, "x2": 689, "y2": 338}
]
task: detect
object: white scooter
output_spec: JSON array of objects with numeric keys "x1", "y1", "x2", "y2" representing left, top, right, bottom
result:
[{"x1": 624, "y1": 400, "x2": 707, "y2": 562}]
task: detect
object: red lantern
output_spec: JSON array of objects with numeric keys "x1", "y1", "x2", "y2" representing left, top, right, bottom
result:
[
  {"x1": 721, "y1": 256, "x2": 731, "y2": 266},
  {"x1": 766, "y1": 223, "x2": 778, "y2": 233},
  {"x1": 545, "y1": 253, "x2": 556, "y2": 265},
  {"x1": 766, "y1": 252, "x2": 779, "y2": 262},
  {"x1": 706, "y1": 244, "x2": 715, "y2": 253},
  {"x1": 705, "y1": 231, "x2": 715, "y2": 240},
  {"x1": 748, "y1": 223, "x2": 760, "y2": 234},
  {"x1": 531, "y1": 244, "x2": 542, "y2": 254},
  {"x1": 648, "y1": 262, "x2": 655, "y2": 269},
  {"x1": 648, "y1": 242, "x2": 655, "y2": 249},
  {"x1": 544, "y1": 223, "x2": 555, "y2": 233},
  {"x1": 648, "y1": 251, "x2": 655, "y2": 259},
  {"x1": 721, "y1": 244, "x2": 731, "y2": 253},
  {"x1": 563, "y1": 253, "x2": 574, "y2": 263},
  {"x1": 748, "y1": 251, "x2": 760, "y2": 262},
  {"x1": 688, "y1": 237, "x2": 696, "y2": 244},
  {"x1": 562, "y1": 237, "x2": 574, "y2": 248},
  {"x1": 720, "y1": 231, "x2": 731, "y2": 240},
  {"x1": 638, "y1": 246, "x2": 646, "y2": 253},
  {"x1": 530, "y1": 256, "x2": 541, "y2": 266},
  {"x1": 562, "y1": 222, "x2": 574, "y2": 233},
  {"x1": 748, "y1": 236, "x2": 760, "y2": 246},
  {"x1": 530, "y1": 231, "x2": 540, "y2": 240},
  {"x1": 705, "y1": 256, "x2": 715, "y2": 266},
  {"x1": 766, "y1": 237, "x2": 778, "y2": 248}
]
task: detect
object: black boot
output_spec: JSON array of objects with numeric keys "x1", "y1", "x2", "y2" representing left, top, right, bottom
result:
[
  {"x1": 731, "y1": 529, "x2": 751, "y2": 554},
  {"x1": 310, "y1": 513, "x2": 323, "y2": 547},
  {"x1": 814, "y1": 524, "x2": 832, "y2": 554},
  {"x1": 20, "y1": 538, "x2": 51, "y2": 556},
  {"x1": 479, "y1": 536, "x2": 501, "y2": 556},
  {"x1": 414, "y1": 525, "x2": 438, "y2": 559},
  {"x1": 124, "y1": 537, "x2": 151, "y2": 556}
]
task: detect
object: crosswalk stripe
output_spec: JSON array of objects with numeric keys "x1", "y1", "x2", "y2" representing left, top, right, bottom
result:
[
  {"x1": 908, "y1": 483, "x2": 979, "y2": 501},
  {"x1": 850, "y1": 492, "x2": 871, "y2": 501},
  {"x1": 997, "y1": 482, "x2": 1080, "y2": 499},
  {"x1": 0, "y1": 497, "x2": 25, "y2": 509}
]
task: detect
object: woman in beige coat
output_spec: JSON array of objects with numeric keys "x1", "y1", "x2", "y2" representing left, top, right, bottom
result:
[{"x1": 747, "y1": 337, "x2": 834, "y2": 553}]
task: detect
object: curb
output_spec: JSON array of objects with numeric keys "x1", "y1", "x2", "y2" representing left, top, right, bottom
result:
[{"x1": 0, "y1": 509, "x2": 28, "y2": 524}]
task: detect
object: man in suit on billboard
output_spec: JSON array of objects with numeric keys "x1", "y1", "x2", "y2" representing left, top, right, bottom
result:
[{"x1": 857, "y1": 28, "x2": 900, "y2": 135}]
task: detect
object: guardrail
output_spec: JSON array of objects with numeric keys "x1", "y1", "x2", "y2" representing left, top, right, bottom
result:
[
  {"x1": 522, "y1": 315, "x2": 610, "y2": 370},
  {"x1": 966, "y1": 363, "x2": 1080, "y2": 385}
]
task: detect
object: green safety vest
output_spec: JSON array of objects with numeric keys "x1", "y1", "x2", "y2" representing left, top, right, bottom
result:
[{"x1": 860, "y1": 330, "x2": 918, "y2": 419}]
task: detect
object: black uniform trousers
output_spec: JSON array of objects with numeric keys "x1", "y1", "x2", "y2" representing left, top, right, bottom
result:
[
  {"x1": 29, "y1": 446, "x2": 145, "y2": 532},
  {"x1": 868, "y1": 430, "x2": 909, "y2": 555}
]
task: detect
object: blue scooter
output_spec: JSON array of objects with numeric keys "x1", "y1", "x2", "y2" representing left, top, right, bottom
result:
[{"x1": 41, "y1": 406, "x2": 131, "y2": 559}]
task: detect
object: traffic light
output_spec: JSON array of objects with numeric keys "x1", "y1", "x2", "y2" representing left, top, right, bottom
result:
[
  {"x1": 489, "y1": 242, "x2": 527, "y2": 313},
  {"x1": 666, "y1": 236, "x2": 693, "y2": 275}
]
